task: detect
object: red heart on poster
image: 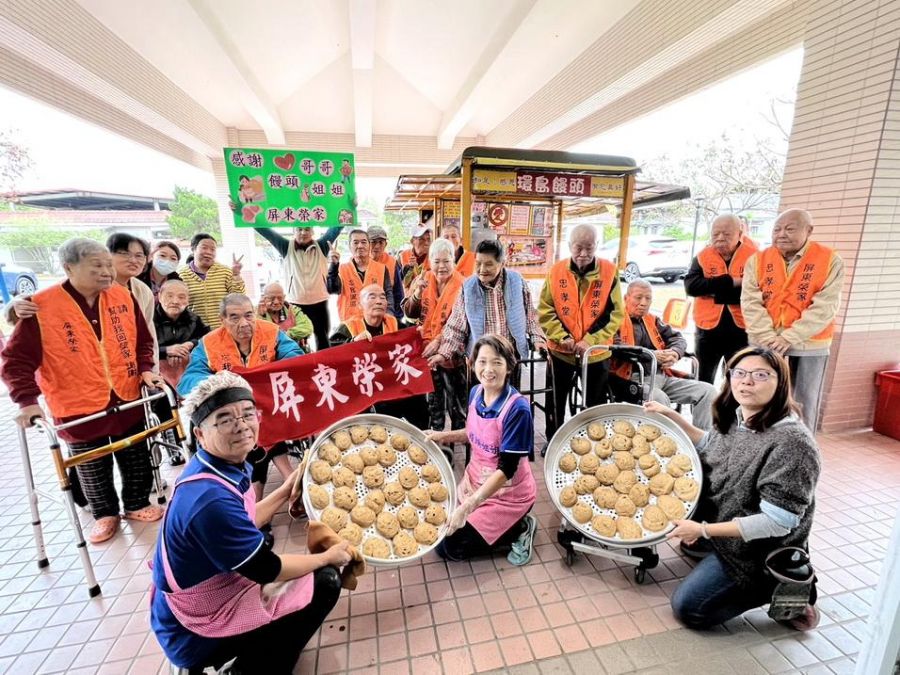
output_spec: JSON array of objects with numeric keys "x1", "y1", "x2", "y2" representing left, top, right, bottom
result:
[
  {"x1": 274, "y1": 153, "x2": 295, "y2": 170},
  {"x1": 242, "y1": 205, "x2": 261, "y2": 222}
]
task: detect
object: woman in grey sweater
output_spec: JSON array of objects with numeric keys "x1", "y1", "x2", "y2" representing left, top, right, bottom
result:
[{"x1": 646, "y1": 346, "x2": 820, "y2": 630}]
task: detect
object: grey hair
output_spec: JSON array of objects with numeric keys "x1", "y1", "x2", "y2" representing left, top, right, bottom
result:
[
  {"x1": 219, "y1": 293, "x2": 253, "y2": 316},
  {"x1": 429, "y1": 237, "x2": 455, "y2": 262},
  {"x1": 775, "y1": 208, "x2": 813, "y2": 228},
  {"x1": 262, "y1": 282, "x2": 284, "y2": 296},
  {"x1": 568, "y1": 223, "x2": 597, "y2": 245},
  {"x1": 180, "y1": 370, "x2": 253, "y2": 425},
  {"x1": 625, "y1": 279, "x2": 653, "y2": 295},
  {"x1": 159, "y1": 279, "x2": 188, "y2": 294},
  {"x1": 58, "y1": 237, "x2": 108, "y2": 267},
  {"x1": 711, "y1": 214, "x2": 742, "y2": 231}
]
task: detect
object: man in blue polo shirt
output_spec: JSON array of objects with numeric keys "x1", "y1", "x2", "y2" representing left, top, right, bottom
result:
[{"x1": 150, "y1": 371, "x2": 351, "y2": 672}]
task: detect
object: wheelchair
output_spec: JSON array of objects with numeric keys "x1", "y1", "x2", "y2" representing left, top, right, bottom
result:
[{"x1": 16, "y1": 384, "x2": 190, "y2": 597}]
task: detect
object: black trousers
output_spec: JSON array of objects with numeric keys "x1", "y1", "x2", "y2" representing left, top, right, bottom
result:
[
  {"x1": 549, "y1": 354, "x2": 609, "y2": 435},
  {"x1": 197, "y1": 566, "x2": 343, "y2": 675},
  {"x1": 375, "y1": 395, "x2": 430, "y2": 430},
  {"x1": 298, "y1": 300, "x2": 330, "y2": 352},
  {"x1": 435, "y1": 517, "x2": 528, "y2": 562},
  {"x1": 427, "y1": 366, "x2": 467, "y2": 431},
  {"x1": 695, "y1": 313, "x2": 748, "y2": 384},
  {"x1": 247, "y1": 443, "x2": 290, "y2": 485}
]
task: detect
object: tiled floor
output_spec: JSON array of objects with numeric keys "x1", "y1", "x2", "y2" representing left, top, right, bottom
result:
[{"x1": 0, "y1": 387, "x2": 896, "y2": 674}]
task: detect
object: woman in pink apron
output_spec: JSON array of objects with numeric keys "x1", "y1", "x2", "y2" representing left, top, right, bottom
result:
[
  {"x1": 150, "y1": 371, "x2": 352, "y2": 673},
  {"x1": 426, "y1": 334, "x2": 538, "y2": 566}
]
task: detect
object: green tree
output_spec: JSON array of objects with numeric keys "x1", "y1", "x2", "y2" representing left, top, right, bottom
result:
[
  {"x1": 166, "y1": 186, "x2": 220, "y2": 240},
  {"x1": 0, "y1": 221, "x2": 104, "y2": 273},
  {"x1": 0, "y1": 130, "x2": 31, "y2": 198}
]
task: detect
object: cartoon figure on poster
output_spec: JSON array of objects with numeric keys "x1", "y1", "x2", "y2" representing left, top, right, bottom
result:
[{"x1": 238, "y1": 175, "x2": 265, "y2": 203}]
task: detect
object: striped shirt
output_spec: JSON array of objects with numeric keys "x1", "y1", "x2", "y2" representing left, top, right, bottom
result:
[{"x1": 177, "y1": 262, "x2": 246, "y2": 329}]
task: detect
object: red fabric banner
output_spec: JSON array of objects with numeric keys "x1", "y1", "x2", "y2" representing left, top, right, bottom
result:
[{"x1": 235, "y1": 327, "x2": 434, "y2": 447}]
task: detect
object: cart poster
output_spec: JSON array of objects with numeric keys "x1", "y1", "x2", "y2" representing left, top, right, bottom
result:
[
  {"x1": 504, "y1": 237, "x2": 548, "y2": 268},
  {"x1": 509, "y1": 204, "x2": 531, "y2": 235},
  {"x1": 236, "y1": 327, "x2": 433, "y2": 447},
  {"x1": 530, "y1": 205, "x2": 550, "y2": 236},
  {"x1": 441, "y1": 200, "x2": 461, "y2": 230},
  {"x1": 224, "y1": 147, "x2": 357, "y2": 228}
]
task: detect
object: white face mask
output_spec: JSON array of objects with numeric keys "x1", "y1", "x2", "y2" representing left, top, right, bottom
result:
[{"x1": 153, "y1": 258, "x2": 178, "y2": 275}]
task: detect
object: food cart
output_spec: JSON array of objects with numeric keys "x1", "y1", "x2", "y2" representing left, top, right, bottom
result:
[{"x1": 385, "y1": 146, "x2": 691, "y2": 277}]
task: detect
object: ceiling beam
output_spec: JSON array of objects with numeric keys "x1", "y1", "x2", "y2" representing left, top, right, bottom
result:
[
  {"x1": 436, "y1": 0, "x2": 538, "y2": 150},
  {"x1": 186, "y1": 0, "x2": 285, "y2": 146},
  {"x1": 349, "y1": 0, "x2": 377, "y2": 147},
  {"x1": 486, "y1": 0, "x2": 795, "y2": 149}
]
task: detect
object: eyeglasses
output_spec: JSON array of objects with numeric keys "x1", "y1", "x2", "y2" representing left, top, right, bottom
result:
[
  {"x1": 114, "y1": 251, "x2": 147, "y2": 262},
  {"x1": 729, "y1": 368, "x2": 776, "y2": 383},
  {"x1": 205, "y1": 410, "x2": 260, "y2": 432}
]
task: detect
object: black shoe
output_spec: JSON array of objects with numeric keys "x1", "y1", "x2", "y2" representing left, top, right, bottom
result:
[
  {"x1": 680, "y1": 539, "x2": 713, "y2": 560},
  {"x1": 168, "y1": 451, "x2": 185, "y2": 466}
]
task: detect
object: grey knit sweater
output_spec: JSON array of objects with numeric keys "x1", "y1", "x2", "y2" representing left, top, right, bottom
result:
[{"x1": 695, "y1": 414, "x2": 821, "y2": 588}]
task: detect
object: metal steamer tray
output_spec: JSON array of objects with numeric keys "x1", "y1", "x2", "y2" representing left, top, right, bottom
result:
[
  {"x1": 544, "y1": 403, "x2": 703, "y2": 550},
  {"x1": 302, "y1": 414, "x2": 457, "y2": 567}
]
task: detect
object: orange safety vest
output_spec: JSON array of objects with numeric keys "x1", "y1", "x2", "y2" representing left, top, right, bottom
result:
[
  {"x1": 546, "y1": 258, "x2": 617, "y2": 353},
  {"x1": 337, "y1": 260, "x2": 386, "y2": 321},
  {"x1": 378, "y1": 253, "x2": 397, "y2": 283},
  {"x1": 610, "y1": 314, "x2": 667, "y2": 380},
  {"x1": 419, "y1": 270, "x2": 464, "y2": 341},
  {"x1": 399, "y1": 249, "x2": 431, "y2": 274},
  {"x1": 693, "y1": 242, "x2": 756, "y2": 330},
  {"x1": 202, "y1": 320, "x2": 280, "y2": 372},
  {"x1": 456, "y1": 250, "x2": 475, "y2": 277},
  {"x1": 756, "y1": 242, "x2": 835, "y2": 342},
  {"x1": 34, "y1": 283, "x2": 141, "y2": 416},
  {"x1": 345, "y1": 314, "x2": 398, "y2": 337}
]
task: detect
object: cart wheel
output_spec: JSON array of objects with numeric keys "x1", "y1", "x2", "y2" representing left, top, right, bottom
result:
[
  {"x1": 634, "y1": 566, "x2": 646, "y2": 584},
  {"x1": 566, "y1": 549, "x2": 576, "y2": 567}
]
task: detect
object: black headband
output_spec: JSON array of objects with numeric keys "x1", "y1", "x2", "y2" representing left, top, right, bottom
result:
[{"x1": 191, "y1": 387, "x2": 256, "y2": 426}]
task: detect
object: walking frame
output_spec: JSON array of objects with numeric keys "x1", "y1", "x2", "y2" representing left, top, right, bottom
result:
[{"x1": 16, "y1": 383, "x2": 190, "y2": 597}]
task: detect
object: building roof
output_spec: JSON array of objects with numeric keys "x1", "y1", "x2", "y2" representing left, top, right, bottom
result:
[{"x1": 2, "y1": 189, "x2": 173, "y2": 211}]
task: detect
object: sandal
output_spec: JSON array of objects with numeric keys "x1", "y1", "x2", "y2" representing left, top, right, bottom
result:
[
  {"x1": 124, "y1": 505, "x2": 165, "y2": 522},
  {"x1": 89, "y1": 516, "x2": 120, "y2": 544}
]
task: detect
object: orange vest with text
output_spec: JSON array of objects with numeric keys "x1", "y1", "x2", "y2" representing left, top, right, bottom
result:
[
  {"x1": 693, "y1": 241, "x2": 756, "y2": 330},
  {"x1": 419, "y1": 270, "x2": 464, "y2": 341},
  {"x1": 345, "y1": 314, "x2": 398, "y2": 337},
  {"x1": 546, "y1": 258, "x2": 617, "y2": 353},
  {"x1": 202, "y1": 320, "x2": 280, "y2": 372},
  {"x1": 456, "y1": 250, "x2": 475, "y2": 277},
  {"x1": 34, "y1": 283, "x2": 141, "y2": 416},
  {"x1": 610, "y1": 314, "x2": 667, "y2": 380},
  {"x1": 756, "y1": 242, "x2": 835, "y2": 341},
  {"x1": 337, "y1": 260, "x2": 386, "y2": 321},
  {"x1": 379, "y1": 254, "x2": 398, "y2": 283}
]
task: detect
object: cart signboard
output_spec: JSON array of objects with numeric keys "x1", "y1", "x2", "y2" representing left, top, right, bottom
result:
[
  {"x1": 224, "y1": 147, "x2": 357, "y2": 228},
  {"x1": 472, "y1": 168, "x2": 624, "y2": 199}
]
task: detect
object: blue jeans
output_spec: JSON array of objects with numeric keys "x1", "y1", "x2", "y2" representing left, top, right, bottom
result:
[{"x1": 671, "y1": 553, "x2": 774, "y2": 629}]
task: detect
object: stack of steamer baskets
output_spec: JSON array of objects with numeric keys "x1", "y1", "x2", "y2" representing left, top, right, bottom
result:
[
  {"x1": 302, "y1": 414, "x2": 457, "y2": 567},
  {"x1": 544, "y1": 403, "x2": 703, "y2": 582}
]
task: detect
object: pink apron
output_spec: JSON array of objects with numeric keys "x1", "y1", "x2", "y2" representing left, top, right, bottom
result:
[
  {"x1": 463, "y1": 387, "x2": 537, "y2": 544},
  {"x1": 153, "y1": 472, "x2": 314, "y2": 638}
]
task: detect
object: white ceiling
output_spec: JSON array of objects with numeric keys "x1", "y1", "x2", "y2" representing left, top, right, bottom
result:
[{"x1": 74, "y1": 0, "x2": 638, "y2": 143}]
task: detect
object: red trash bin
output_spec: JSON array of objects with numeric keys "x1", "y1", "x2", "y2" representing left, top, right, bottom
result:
[{"x1": 873, "y1": 370, "x2": 900, "y2": 440}]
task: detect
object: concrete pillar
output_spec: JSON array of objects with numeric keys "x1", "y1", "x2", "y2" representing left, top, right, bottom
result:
[{"x1": 778, "y1": 0, "x2": 900, "y2": 432}]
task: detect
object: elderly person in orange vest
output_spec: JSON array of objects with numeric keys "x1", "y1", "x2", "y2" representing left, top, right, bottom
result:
[
  {"x1": 684, "y1": 214, "x2": 757, "y2": 384},
  {"x1": 741, "y1": 209, "x2": 844, "y2": 431},
  {"x1": 440, "y1": 223, "x2": 476, "y2": 277},
  {"x1": 1, "y1": 238, "x2": 165, "y2": 544},
  {"x1": 404, "y1": 238, "x2": 467, "y2": 430},
  {"x1": 538, "y1": 224, "x2": 624, "y2": 430},
  {"x1": 179, "y1": 293, "x2": 302, "y2": 500},
  {"x1": 399, "y1": 224, "x2": 432, "y2": 294},
  {"x1": 330, "y1": 284, "x2": 428, "y2": 428},
  {"x1": 367, "y1": 226, "x2": 405, "y2": 320},
  {"x1": 326, "y1": 229, "x2": 394, "y2": 321},
  {"x1": 611, "y1": 280, "x2": 717, "y2": 430}
]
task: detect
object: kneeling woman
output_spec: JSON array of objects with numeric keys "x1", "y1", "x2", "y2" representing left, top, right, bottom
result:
[
  {"x1": 645, "y1": 346, "x2": 820, "y2": 630},
  {"x1": 426, "y1": 335, "x2": 538, "y2": 566},
  {"x1": 151, "y1": 371, "x2": 351, "y2": 673}
]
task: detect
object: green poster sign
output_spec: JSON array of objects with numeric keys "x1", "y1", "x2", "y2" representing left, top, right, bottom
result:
[{"x1": 223, "y1": 147, "x2": 357, "y2": 228}]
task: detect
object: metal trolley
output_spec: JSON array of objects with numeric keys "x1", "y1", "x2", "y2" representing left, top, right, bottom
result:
[{"x1": 16, "y1": 384, "x2": 190, "y2": 597}]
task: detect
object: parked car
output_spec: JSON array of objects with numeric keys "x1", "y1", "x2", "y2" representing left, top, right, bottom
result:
[
  {"x1": 598, "y1": 236, "x2": 690, "y2": 283},
  {"x1": 1, "y1": 262, "x2": 38, "y2": 296}
]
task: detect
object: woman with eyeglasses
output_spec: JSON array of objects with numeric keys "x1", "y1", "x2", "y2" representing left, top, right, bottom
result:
[
  {"x1": 644, "y1": 345, "x2": 821, "y2": 631},
  {"x1": 151, "y1": 371, "x2": 351, "y2": 673}
]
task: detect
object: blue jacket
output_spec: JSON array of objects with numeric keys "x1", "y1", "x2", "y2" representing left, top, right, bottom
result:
[{"x1": 462, "y1": 269, "x2": 529, "y2": 359}]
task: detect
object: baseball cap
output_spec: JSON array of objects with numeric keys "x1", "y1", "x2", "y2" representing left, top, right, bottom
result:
[
  {"x1": 412, "y1": 224, "x2": 432, "y2": 238},
  {"x1": 367, "y1": 226, "x2": 388, "y2": 241}
]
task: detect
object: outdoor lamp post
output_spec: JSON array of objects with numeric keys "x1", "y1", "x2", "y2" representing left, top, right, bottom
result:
[{"x1": 689, "y1": 197, "x2": 706, "y2": 260}]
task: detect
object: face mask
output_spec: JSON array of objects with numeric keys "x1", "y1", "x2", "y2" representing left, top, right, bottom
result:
[{"x1": 153, "y1": 258, "x2": 178, "y2": 275}]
